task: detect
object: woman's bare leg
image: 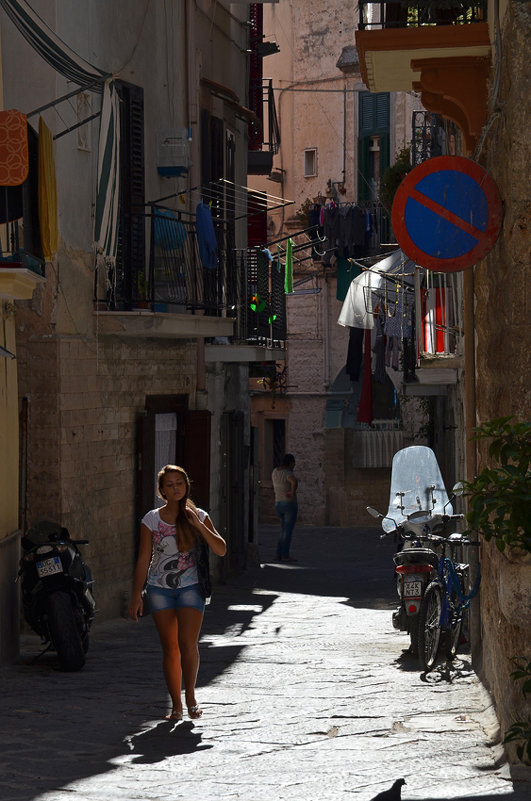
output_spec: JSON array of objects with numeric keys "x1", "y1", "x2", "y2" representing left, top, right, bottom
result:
[
  {"x1": 152, "y1": 609, "x2": 183, "y2": 717},
  {"x1": 176, "y1": 607, "x2": 204, "y2": 717}
]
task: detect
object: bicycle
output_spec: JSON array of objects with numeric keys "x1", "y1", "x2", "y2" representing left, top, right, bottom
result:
[{"x1": 417, "y1": 532, "x2": 481, "y2": 672}]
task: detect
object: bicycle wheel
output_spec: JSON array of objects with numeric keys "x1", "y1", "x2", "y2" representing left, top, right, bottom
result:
[
  {"x1": 418, "y1": 582, "x2": 442, "y2": 672},
  {"x1": 445, "y1": 570, "x2": 466, "y2": 660}
]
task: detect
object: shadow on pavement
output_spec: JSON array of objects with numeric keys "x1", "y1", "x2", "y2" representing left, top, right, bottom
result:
[
  {"x1": 4, "y1": 524, "x2": 515, "y2": 801},
  {"x1": 125, "y1": 720, "x2": 213, "y2": 763}
]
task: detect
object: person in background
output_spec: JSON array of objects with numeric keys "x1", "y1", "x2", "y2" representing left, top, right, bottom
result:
[
  {"x1": 128, "y1": 464, "x2": 226, "y2": 721},
  {"x1": 271, "y1": 453, "x2": 299, "y2": 562}
]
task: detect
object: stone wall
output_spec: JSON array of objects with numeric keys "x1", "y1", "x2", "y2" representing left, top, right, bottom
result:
[
  {"x1": 16, "y1": 327, "x2": 197, "y2": 620},
  {"x1": 473, "y1": 1, "x2": 531, "y2": 757}
]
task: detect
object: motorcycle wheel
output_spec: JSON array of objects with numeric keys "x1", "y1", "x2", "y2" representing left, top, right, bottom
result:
[
  {"x1": 47, "y1": 591, "x2": 86, "y2": 671},
  {"x1": 418, "y1": 583, "x2": 442, "y2": 672}
]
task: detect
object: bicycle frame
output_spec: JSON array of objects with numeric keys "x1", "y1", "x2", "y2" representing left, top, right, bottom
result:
[{"x1": 418, "y1": 533, "x2": 481, "y2": 671}]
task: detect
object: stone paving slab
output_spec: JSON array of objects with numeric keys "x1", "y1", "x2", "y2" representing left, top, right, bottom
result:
[{"x1": 1, "y1": 525, "x2": 529, "y2": 801}]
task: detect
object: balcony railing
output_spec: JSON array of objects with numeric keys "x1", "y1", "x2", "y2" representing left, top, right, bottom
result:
[
  {"x1": 248, "y1": 78, "x2": 281, "y2": 175},
  {"x1": 358, "y1": 1, "x2": 487, "y2": 30},
  {"x1": 94, "y1": 205, "x2": 286, "y2": 346},
  {"x1": 0, "y1": 220, "x2": 45, "y2": 277}
]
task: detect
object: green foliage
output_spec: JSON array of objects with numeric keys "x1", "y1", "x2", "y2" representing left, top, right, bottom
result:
[
  {"x1": 503, "y1": 657, "x2": 531, "y2": 763},
  {"x1": 459, "y1": 417, "x2": 531, "y2": 553},
  {"x1": 378, "y1": 147, "x2": 411, "y2": 213}
]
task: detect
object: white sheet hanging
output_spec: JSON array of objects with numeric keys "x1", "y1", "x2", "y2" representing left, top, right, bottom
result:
[{"x1": 337, "y1": 249, "x2": 416, "y2": 330}]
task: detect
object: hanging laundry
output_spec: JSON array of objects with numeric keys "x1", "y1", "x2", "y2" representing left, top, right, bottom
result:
[
  {"x1": 38, "y1": 117, "x2": 58, "y2": 262},
  {"x1": 285, "y1": 237, "x2": 293, "y2": 293},
  {"x1": 195, "y1": 201, "x2": 217, "y2": 269},
  {"x1": 373, "y1": 306, "x2": 387, "y2": 384},
  {"x1": 346, "y1": 326, "x2": 364, "y2": 382},
  {"x1": 357, "y1": 329, "x2": 373, "y2": 425},
  {"x1": 336, "y1": 256, "x2": 360, "y2": 302}
]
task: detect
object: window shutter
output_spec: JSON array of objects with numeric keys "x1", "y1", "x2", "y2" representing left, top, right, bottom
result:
[
  {"x1": 115, "y1": 81, "x2": 145, "y2": 301},
  {"x1": 375, "y1": 93, "x2": 390, "y2": 132},
  {"x1": 359, "y1": 92, "x2": 374, "y2": 135},
  {"x1": 359, "y1": 91, "x2": 390, "y2": 135}
]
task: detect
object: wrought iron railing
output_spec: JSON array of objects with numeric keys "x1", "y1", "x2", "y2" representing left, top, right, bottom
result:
[
  {"x1": 233, "y1": 248, "x2": 286, "y2": 346},
  {"x1": 248, "y1": 78, "x2": 280, "y2": 155},
  {"x1": 94, "y1": 206, "x2": 286, "y2": 345},
  {"x1": 0, "y1": 220, "x2": 45, "y2": 277},
  {"x1": 358, "y1": 1, "x2": 487, "y2": 30}
]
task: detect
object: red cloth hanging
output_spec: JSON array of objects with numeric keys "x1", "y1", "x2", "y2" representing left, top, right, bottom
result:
[
  {"x1": 357, "y1": 329, "x2": 373, "y2": 425},
  {"x1": 422, "y1": 288, "x2": 446, "y2": 354}
]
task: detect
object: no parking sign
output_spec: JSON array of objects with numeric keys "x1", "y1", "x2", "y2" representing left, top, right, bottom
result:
[{"x1": 392, "y1": 156, "x2": 503, "y2": 272}]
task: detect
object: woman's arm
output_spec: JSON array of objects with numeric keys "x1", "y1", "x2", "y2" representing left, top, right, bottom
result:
[
  {"x1": 128, "y1": 524, "x2": 152, "y2": 621},
  {"x1": 186, "y1": 508, "x2": 227, "y2": 556},
  {"x1": 286, "y1": 473, "x2": 298, "y2": 497}
]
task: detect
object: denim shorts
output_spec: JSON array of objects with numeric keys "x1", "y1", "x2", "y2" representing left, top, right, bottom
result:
[{"x1": 145, "y1": 583, "x2": 205, "y2": 614}]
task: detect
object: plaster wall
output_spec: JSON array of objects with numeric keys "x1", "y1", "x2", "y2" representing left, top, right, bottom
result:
[
  {"x1": 0, "y1": 303, "x2": 19, "y2": 537},
  {"x1": 1, "y1": 0, "x2": 253, "y2": 627},
  {"x1": 472, "y1": 0, "x2": 531, "y2": 755}
]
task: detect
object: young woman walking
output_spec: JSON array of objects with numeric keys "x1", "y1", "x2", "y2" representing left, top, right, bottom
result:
[{"x1": 128, "y1": 464, "x2": 226, "y2": 720}]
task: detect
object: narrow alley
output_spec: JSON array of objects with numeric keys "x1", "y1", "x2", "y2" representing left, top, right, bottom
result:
[{"x1": 1, "y1": 525, "x2": 528, "y2": 801}]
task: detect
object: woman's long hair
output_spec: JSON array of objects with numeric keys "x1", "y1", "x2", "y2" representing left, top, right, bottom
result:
[{"x1": 157, "y1": 464, "x2": 200, "y2": 552}]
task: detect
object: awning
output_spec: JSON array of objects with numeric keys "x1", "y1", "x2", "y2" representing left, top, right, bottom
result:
[
  {"x1": 0, "y1": 0, "x2": 110, "y2": 90},
  {"x1": 337, "y1": 249, "x2": 416, "y2": 329}
]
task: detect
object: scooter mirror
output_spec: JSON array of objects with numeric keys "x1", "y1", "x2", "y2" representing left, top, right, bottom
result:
[
  {"x1": 366, "y1": 506, "x2": 381, "y2": 519},
  {"x1": 452, "y1": 481, "x2": 465, "y2": 497}
]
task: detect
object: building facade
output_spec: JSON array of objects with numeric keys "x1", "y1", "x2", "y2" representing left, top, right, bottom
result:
[{"x1": 0, "y1": 0, "x2": 284, "y2": 663}]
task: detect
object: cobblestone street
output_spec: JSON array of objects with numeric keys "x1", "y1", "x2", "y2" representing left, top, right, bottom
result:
[{"x1": 1, "y1": 525, "x2": 529, "y2": 801}]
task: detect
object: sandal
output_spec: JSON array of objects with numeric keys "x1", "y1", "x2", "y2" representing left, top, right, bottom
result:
[
  {"x1": 164, "y1": 708, "x2": 183, "y2": 721},
  {"x1": 188, "y1": 704, "x2": 203, "y2": 719}
]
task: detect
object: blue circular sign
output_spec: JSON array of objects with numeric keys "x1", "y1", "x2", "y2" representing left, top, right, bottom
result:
[{"x1": 392, "y1": 156, "x2": 503, "y2": 272}]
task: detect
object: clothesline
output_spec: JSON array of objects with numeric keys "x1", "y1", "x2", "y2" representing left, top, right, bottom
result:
[{"x1": 149, "y1": 179, "x2": 294, "y2": 222}]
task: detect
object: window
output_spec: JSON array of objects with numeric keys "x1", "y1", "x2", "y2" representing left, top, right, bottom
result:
[
  {"x1": 304, "y1": 148, "x2": 317, "y2": 177},
  {"x1": 358, "y1": 92, "x2": 390, "y2": 201}
]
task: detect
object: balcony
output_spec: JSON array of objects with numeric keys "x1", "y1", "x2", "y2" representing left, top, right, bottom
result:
[
  {"x1": 355, "y1": 2, "x2": 491, "y2": 153},
  {"x1": 94, "y1": 204, "x2": 286, "y2": 359},
  {"x1": 248, "y1": 78, "x2": 281, "y2": 176},
  {"x1": 0, "y1": 219, "x2": 45, "y2": 300}
]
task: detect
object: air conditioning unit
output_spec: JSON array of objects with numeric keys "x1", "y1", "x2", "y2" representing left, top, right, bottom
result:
[{"x1": 156, "y1": 128, "x2": 189, "y2": 177}]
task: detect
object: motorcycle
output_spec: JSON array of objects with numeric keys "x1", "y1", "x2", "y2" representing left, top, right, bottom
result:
[
  {"x1": 367, "y1": 445, "x2": 463, "y2": 659},
  {"x1": 18, "y1": 520, "x2": 96, "y2": 671}
]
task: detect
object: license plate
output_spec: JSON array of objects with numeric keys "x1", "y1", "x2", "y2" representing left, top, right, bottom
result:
[
  {"x1": 36, "y1": 556, "x2": 63, "y2": 578},
  {"x1": 403, "y1": 579, "x2": 422, "y2": 598}
]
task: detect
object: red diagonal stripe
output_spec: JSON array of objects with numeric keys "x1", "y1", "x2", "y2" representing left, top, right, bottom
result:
[{"x1": 409, "y1": 187, "x2": 484, "y2": 239}]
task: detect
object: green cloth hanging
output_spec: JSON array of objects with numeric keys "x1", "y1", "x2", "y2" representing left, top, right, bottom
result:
[{"x1": 285, "y1": 237, "x2": 293, "y2": 293}]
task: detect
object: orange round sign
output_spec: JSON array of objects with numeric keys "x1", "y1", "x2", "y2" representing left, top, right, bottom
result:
[{"x1": 392, "y1": 156, "x2": 503, "y2": 272}]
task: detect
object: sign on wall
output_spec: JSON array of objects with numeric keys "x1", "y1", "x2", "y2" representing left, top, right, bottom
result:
[{"x1": 392, "y1": 156, "x2": 503, "y2": 272}]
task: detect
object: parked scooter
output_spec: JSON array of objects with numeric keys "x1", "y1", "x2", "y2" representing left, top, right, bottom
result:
[
  {"x1": 18, "y1": 521, "x2": 96, "y2": 671},
  {"x1": 367, "y1": 445, "x2": 462, "y2": 658}
]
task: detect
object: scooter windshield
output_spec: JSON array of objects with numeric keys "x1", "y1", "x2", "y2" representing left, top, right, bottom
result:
[{"x1": 383, "y1": 445, "x2": 452, "y2": 533}]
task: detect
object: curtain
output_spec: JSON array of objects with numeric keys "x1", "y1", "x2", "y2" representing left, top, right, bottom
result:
[
  {"x1": 153, "y1": 414, "x2": 178, "y2": 508},
  {"x1": 93, "y1": 80, "x2": 120, "y2": 263}
]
